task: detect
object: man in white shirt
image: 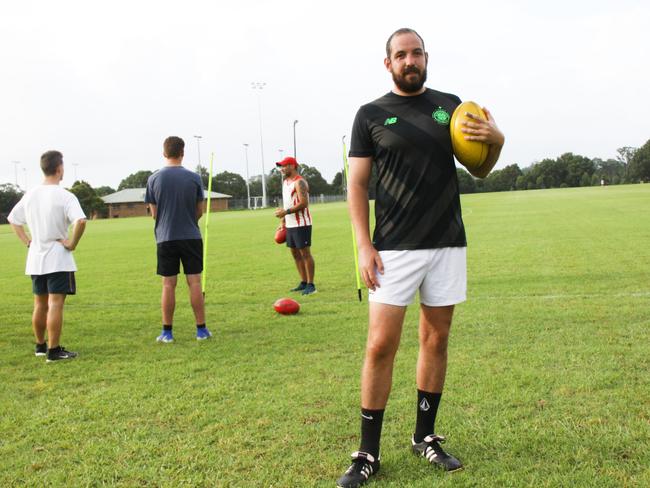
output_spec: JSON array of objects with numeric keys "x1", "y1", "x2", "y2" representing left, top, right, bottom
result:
[{"x1": 8, "y1": 150, "x2": 87, "y2": 362}]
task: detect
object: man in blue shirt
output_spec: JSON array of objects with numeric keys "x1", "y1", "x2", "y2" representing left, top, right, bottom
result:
[{"x1": 145, "y1": 136, "x2": 212, "y2": 342}]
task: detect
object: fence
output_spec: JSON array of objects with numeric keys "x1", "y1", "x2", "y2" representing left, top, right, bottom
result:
[{"x1": 227, "y1": 194, "x2": 346, "y2": 210}]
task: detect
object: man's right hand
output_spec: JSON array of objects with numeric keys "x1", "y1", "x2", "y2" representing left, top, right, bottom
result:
[{"x1": 359, "y1": 243, "x2": 384, "y2": 291}]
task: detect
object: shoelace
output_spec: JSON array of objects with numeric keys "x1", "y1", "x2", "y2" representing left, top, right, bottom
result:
[
  {"x1": 423, "y1": 434, "x2": 446, "y2": 444},
  {"x1": 421, "y1": 435, "x2": 447, "y2": 463},
  {"x1": 347, "y1": 452, "x2": 376, "y2": 480}
]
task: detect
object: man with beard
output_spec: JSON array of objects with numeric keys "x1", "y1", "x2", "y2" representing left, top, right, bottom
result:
[
  {"x1": 274, "y1": 156, "x2": 316, "y2": 295},
  {"x1": 336, "y1": 28, "x2": 504, "y2": 487}
]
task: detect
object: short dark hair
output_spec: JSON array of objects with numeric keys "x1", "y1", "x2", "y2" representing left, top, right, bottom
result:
[
  {"x1": 40, "y1": 150, "x2": 63, "y2": 176},
  {"x1": 386, "y1": 28, "x2": 425, "y2": 58},
  {"x1": 163, "y1": 136, "x2": 185, "y2": 159}
]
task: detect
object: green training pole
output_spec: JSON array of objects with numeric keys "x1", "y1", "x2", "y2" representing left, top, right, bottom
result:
[
  {"x1": 202, "y1": 152, "x2": 215, "y2": 296},
  {"x1": 342, "y1": 138, "x2": 362, "y2": 302}
]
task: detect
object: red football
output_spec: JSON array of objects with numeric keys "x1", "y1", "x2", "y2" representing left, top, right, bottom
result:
[
  {"x1": 273, "y1": 297, "x2": 300, "y2": 315},
  {"x1": 274, "y1": 226, "x2": 287, "y2": 244}
]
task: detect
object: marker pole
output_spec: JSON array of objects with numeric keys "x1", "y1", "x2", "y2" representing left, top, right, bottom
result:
[
  {"x1": 202, "y1": 152, "x2": 215, "y2": 297},
  {"x1": 342, "y1": 136, "x2": 362, "y2": 302}
]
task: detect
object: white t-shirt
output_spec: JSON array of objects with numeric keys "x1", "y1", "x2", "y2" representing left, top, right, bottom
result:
[{"x1": 8, "y1": 185, "x2": 87, "y2": 275}]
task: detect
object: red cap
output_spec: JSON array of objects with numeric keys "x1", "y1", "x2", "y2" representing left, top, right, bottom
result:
[{"x1": 276, "y1": 156, "x2": 298, "y2": 167}]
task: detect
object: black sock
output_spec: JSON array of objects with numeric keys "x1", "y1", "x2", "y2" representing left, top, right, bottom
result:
[
  {"x1": 359, "y1": 408, "x2": 384, "y2": 459},
  {"x1": 414, "y1": 390, "x2": 442, "y2": 442},
  {"x1": 196, "y1": 323, "x2": 206, "y2": 329},
  {"x1": 163, "y1": 324, "x2": 172, "y2": 331}
]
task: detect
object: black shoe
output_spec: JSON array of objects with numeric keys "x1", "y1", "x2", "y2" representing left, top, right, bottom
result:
[
  {"x1": 412, "y1": 434, "x2": 463, "y2": 472},
  {"x1": 290, "y1": 282, "x2": 307, "y2": 292},
  {"x1": 336, "y1": 451, "x2": 379, "y2": 488},
  {"x1": 301, "y1": 283, "x2": 317, "y2": 295},
  {"x1": 46, "y1": 346, "x2": 78, "y2": 362},
  {"x1": 35, "y1": 342, "x2": 47, "y2": 356}
]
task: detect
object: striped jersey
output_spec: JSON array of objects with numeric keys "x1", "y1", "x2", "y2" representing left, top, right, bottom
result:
[
  {"x1": 282, "y1": 175, "x2": 312, "y2": 228},
  {"x1": 349, "y1": 88, "x2": 466, "y2": 251}
]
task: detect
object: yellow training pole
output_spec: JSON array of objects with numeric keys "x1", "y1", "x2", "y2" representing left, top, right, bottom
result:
[
  {"x1": 342, "y1": 137, "x2": 362, "y2": 302},
  {"x1": 202, "y1": 152, "x2": 215, "y2": 296}
]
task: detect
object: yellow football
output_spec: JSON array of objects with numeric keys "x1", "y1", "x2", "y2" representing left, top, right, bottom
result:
[{"x1": 450, "y1": 101, "x2": 489, "y2": 169}]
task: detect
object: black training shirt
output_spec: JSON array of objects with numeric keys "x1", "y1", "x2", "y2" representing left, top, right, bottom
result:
[{"x1": 349, "y1": 88, "x2": 466, "y2": 251}]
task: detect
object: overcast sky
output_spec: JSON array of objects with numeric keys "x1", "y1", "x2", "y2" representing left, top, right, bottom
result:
[{"x1": 1, "y1": 0, "x2": 649, "y2": 191}]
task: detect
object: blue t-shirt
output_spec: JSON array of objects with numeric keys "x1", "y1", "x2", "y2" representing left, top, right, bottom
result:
[{"x1": 145, "y1": 166, "x2": 204, "y2": 243}]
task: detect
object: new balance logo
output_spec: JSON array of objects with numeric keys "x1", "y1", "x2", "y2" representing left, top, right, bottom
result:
[
  {"x1": 384, "y1": 116, "x2": 397, "y2": 126},
  {"x1": 419, "y1": 398, "x2": 430, "y2": 411}
]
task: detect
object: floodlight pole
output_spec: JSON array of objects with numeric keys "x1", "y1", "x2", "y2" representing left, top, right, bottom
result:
[
  {"x1": 251, "y1": 82, "x2": 267, "y2": 208},
  {"x1": 194, "y1": 135, "x2": 203, "y2": 170},
  {"x1": 11, "y1": 161, "x2": 20, "y2": 186},
  {"x1": 293, "y1": 120, "x2": 298, "y2": 159},
  {"x1": 243, "y1": 143, "x2": 251, "y2": 209},
  {"x1": 278, "y1": 149, "x2": 284, "y2": 160},
  {"x1": 72, "y1": 163, "x2": 79, "y2": 182}
]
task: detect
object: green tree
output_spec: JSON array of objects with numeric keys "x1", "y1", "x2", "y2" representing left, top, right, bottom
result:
[
  {"x1": 628, "y1": 139, "x2": 650, "y2": 182},
  {"x1": 559, "y1": 153, "x2": 594, "y2": 187},
  {"x1": 331, "y1": 171, "x2": 346, "y2": 195},
  {"x1": 456, "y1": 168, "x2": 477, "y2": 193},
  {"x1": 299, "y1": 164, "x2": 331, "y2": 195},
  {"x1": 515, "y1": 175, "x2": 528, "y2": 190},
  {"x1": 483, "y1": 164, "x2": 522, "y2": 192},
  {"x1": 95, "y1": 186, "x2": 116, "y2": 197},
  {"x1": 249, "y1": 175, "x2": 262, "y2": 197},
  {"x1": 0, "y1": 183, "x2": 24, "y2": 224},
  {"x1": 69, "y1": 181, "x2": 106, "y2": 218},
  {"x1": 266, "y1": 168, "x2": 283, "y2": 199},
  {"x1": 213, "y1": 171, "x2": 247, "y2": 198},
  {"x1": 118, "y1": 170, "x2": 153, "y2": 190},
  {"x1": 594, "y1": 158, "x2": 625, "y2": 185},
  {"x1": 196, "y1": 165, "x2": 209, "y2": 188},
  {"x1": 616, "y1": 146, "x2": 637, "y2": 183}
]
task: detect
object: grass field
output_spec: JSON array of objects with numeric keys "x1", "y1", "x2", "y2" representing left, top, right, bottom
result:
[{"x1": 1, "y1": 184, "x2": 649, "y2": 487}]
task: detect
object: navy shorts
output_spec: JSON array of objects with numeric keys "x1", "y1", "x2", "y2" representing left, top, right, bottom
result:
[
  {"x1": 157, "y1": 239, "x2": 203, "y2": 276},
  {"x1": 32, "y1": 272, "x2": 76, "y2": 295},
  {"x1": 286, "y1": 226, "x2": 312, "y2": 249}
]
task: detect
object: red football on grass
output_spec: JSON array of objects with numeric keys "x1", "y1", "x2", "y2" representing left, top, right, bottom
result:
[
  {"x1": 273, "y1": 297, "x2": 300, "y2": 315},
  {"x1": 274, "y1": 226, "x2": 287, "y2": 244}
]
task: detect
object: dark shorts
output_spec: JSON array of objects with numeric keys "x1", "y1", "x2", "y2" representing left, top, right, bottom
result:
[
  {"x1": 286, "y1": 226, "x2": 312, "y2": 249},
  {"x1": 32, "y1": 272, "x2": 76, "y2": 295},
  {"x1": 157, "y1": 239, "x2": 203, "y2": 276}
]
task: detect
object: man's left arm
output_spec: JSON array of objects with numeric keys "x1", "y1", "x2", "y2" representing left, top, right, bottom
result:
[
  {"x1": 275, "y1": 180, "x2": 309, "y2": 218},
  {"x1": 58, "y1": 218, "x2": 87, "y2": 251},
  {"x1": 10, "y1": 224, "x2": 31, "y2": 247},
  {"x1": 461, "y1": 107, "x2": 505, "y2": 179}
]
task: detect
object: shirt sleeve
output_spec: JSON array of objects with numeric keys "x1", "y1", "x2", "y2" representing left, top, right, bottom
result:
[
  {"x1": 349, "y1": 106, "x2": 375, "y2": 158},
  {"x1": 65, "y1": 193, "x2": 87, "y2": 223},
  {"x1": 7, "y1": 196, "x2": 26, "y2": 225},
  {"x1": 196, "y1": 175, "x2": 204, "y2": 202},
  {"x1": 144, "y1": 177, "x2": 156, "y2": 204}
]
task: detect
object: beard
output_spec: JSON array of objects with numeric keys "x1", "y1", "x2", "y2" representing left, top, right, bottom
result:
[{"x1": 392, "y1": 65, "x2": 427, "y2": 93}]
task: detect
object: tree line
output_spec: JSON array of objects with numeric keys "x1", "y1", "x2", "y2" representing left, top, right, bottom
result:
[
  {"x1": 456, "y1": 143, "x2": 649, "y2": 193},
  {"x1": 2, "y1": 140, "x2": 649, "y2": 222}
]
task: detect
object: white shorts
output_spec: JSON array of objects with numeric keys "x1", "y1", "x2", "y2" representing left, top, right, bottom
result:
[{"x1": 368, "y1": 247, "x2": 467, "y2": 307}]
